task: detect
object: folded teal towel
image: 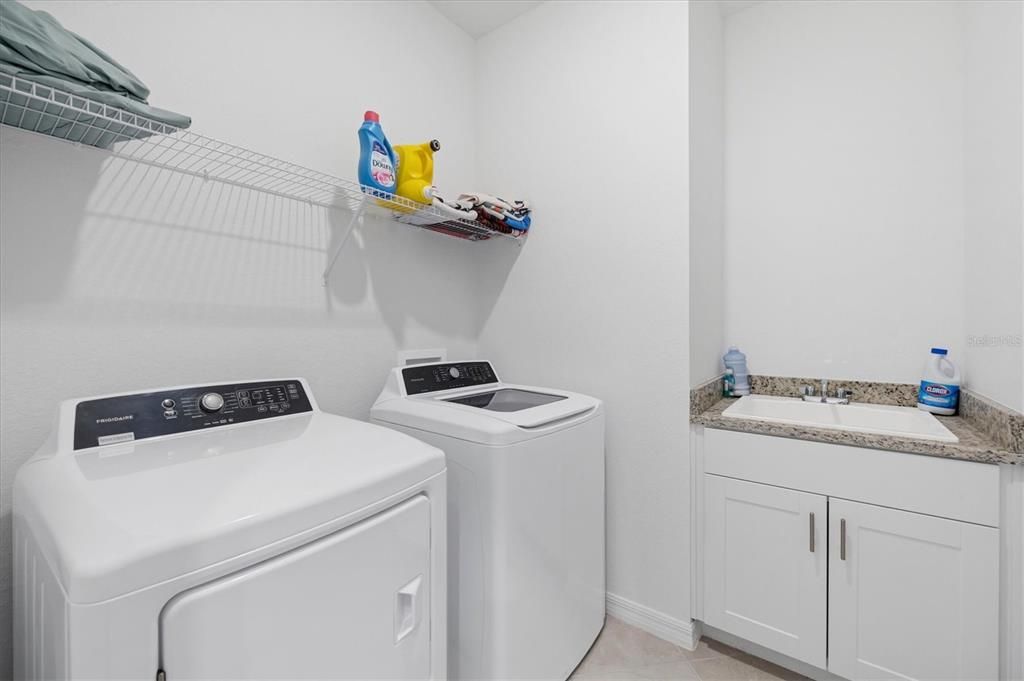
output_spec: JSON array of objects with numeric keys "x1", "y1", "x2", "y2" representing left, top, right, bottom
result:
[
  {"x1": 0, "y1": 0, "x2": 190, "y2": 141},
  {"x1": 0, "y1": 1, "x2": 150, "y2": 101},
  {"x1": 0, "y1": 61, "x2": 191, "y2": 129}
]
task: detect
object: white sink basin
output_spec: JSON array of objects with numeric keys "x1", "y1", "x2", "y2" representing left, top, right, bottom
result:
[{"x1": 721, "y1": 395, "x2": 958, "y2": 443}]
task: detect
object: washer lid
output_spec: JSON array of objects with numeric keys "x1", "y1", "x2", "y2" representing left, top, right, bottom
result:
[
  {"x1": 13, "y1": 412, "x2": 444, "y2": 604},
  {"x1": 444, "y1": 388, "x2": 568, "y2": 412},
  {"x1": 371, "y1": 383, "x2": 602, "y2": 445}
]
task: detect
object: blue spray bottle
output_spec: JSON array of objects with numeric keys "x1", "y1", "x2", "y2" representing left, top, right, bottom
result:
[{"x1": 358, "y1": 110, "x2": 397, "y2": 195}]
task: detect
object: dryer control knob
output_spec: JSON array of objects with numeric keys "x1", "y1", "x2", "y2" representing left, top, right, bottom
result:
[
  {"x1": 449, "y1": 367, "x2": 461, "y2": 379},
  {"x1": 199, "y1": 392, "x2": 225, "y2": 413}
]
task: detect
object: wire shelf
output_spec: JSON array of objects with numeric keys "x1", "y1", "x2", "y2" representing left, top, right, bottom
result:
[{"x1": 0, "y1": 72, "x2": 527, "y2": 247}]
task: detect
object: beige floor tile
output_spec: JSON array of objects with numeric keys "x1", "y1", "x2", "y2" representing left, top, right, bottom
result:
[
  {"x1": 571, "y1": 655, "x2": 630, "y2": 680},
  {"x1": 578, "y1": 617, "x2": 691, "y2": 670},
  {"x1": 569, "y1": 617, "x2": 808, "y2": 681},
  {"x1": 571, "y1": 666, "x2": 649, "y2": 681},
  {"x1": 690, "y1": 655, "x2": 766, "y2": 681},
  {"x1": 634, "y1": 659, "x2": 702, "y2": 680},
  {"x1": 690, "y1": 653, "x2": 807, "y2": 681}
]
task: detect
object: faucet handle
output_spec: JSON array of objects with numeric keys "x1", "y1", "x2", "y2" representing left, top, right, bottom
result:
[
  {"x1": 800, "y1": 385, "x2": 815, "y2": 397},
  {"x1": 836, "y1": 388, "x2": 853, "y2": 401}
]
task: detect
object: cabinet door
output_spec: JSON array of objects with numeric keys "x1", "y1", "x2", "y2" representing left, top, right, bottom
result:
[
  {"x1": 828, "y1": 498, "x2": 999, "y2": 681},
  {"x1": 704, "y1": 474, "x2": 827, "y2": 668}
]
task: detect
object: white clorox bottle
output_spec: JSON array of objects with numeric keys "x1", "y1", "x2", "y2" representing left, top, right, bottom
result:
[{"x1": 917, "y1": 347, "x2": 961, "y2": 415}]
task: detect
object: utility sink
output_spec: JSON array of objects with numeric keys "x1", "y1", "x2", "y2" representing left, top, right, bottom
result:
[{"x1": 722, "y1": 395, "x2": 959, "y2": 443}]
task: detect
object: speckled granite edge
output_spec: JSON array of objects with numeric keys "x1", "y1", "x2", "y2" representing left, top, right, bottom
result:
[
  {"x1": 689, "y1": 375, "x2": 724, "y2": 418},
  {"x1": 690, "y1": 372, "x2": 1023, "y2": 463},
  {"x1": 961, "y1": 390, "x2": 1024, "y2": 455},
  {"x1": 690, "y1": 374, "x2": 916, "y2": 418},
  {"x1": 693, "y1": 397, "x2": 1022, "y2": 465},
  {"x1": 749, "y1": 375, "x2": 918, "y2": 407}
]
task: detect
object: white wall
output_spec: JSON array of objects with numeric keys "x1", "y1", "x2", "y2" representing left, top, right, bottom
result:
[
  {"x1": 723, "y1": 1, "x2": 965, "y2": 383},
  {"x1": 689, "y1": 1, "x2": 726, "y2": 387},
  {"x1": 963, "y1": 0, "x2": 1024, "y2": 413},
  {"x1": 474, "y1": 1, "x2": 692, "y2": 625},
  {"x1": 0, "y1": 2, "x2": 487, "y2": 675}
]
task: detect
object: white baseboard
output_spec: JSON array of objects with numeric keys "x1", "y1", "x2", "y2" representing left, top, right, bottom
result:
[{"x1": 605, "y1": 592, "x2": 701, "y2": 651}]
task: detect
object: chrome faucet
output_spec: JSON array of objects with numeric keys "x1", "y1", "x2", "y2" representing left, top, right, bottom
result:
[{"x1": 800, "y1": 380, "x2": 853, "y2": 405}]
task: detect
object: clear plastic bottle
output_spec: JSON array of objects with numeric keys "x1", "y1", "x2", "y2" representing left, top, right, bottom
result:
[
  {"x1": 722, "y1": 347, "x2": 751, "y2": 396},
  {"x1": 917, "y1": 347, "x2": 960, "y2": 415}
]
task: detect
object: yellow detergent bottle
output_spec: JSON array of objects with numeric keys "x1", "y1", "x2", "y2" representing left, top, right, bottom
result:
[{"x1": 394, "y1": 140, "x2": 440, "y2": 206}]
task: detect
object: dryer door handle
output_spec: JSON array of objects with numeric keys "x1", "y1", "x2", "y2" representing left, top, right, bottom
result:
[{"x1": 394, "y1": 575, "x2": 423, "y2": 643}]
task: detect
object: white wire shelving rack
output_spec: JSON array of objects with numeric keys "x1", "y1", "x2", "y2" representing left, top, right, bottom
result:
[{"x1": 0, "y1": 72, "x2": 526, "y2": 284}]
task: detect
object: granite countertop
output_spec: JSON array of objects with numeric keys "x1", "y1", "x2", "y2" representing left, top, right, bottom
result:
[{"x1": 693, "y1": 397, "x2": 1023, "y2": 466}]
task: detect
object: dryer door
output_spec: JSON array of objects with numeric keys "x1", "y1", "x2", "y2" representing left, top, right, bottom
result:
[{"x1": 160, "y1": 495, "x2": 431, "y2": 680}]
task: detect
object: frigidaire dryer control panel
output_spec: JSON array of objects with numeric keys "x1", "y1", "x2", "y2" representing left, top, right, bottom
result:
[
  {"x1": 403, "y1": 361, "x2": 498, "y2": 395},
  {"x1": 74, "y1": 380, "x2": 313, "y2": 450}
]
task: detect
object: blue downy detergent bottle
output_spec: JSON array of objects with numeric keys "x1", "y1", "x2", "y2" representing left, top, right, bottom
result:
[{"x1": 358, "y1": 110, "x2": 397, "y2": 195}]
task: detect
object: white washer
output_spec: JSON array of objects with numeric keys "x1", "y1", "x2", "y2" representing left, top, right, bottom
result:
[
  {"x1": 371, "y1": 361, "x2": 605, "y2": 681},
  {"x1": 13, "y1": 378, "x2": 446, "y2": 681}
]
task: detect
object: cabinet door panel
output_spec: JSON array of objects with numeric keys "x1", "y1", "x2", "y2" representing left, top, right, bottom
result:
[
  {"x1": 704, "y1": 474, "x2": 827, "y2": 668},
  {"x1": 828, "y1": 498, "x2": 998, "y2": 681}
]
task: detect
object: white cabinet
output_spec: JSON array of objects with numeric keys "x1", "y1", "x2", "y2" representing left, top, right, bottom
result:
[
  {"x1": 704, "y1": 475, "x2": 827, "y2": 668},
  {"x1": 828, "y1": 498, "x2": 999, "y2": 681},
  {"x1": 699, "y1": 429, "x2": 1003, "y2": 681}
]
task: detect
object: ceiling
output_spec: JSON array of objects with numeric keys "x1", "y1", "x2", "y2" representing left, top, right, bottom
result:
[
  {"x1": 429, "y1": 1, "x2": 544, "y2": 38},
  {"x1": 719, "y1": 1, "x2": 764, "y2": 16},
  {"x1": 428, "y1": 1, "x2": 760, "y2": 39}
]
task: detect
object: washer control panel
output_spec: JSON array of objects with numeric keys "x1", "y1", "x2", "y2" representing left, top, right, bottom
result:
[
  {"x1": 403, "y1": 361, "x2": 498, "y2": 395},
  {"x1": 74, "y1": 380, "x2": 312, "y2": 450}
]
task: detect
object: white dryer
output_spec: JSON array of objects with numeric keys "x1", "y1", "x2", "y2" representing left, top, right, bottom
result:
[
  {"x1": 13, "y1": 378, "x2": 446, "y2": 680},
  {"x1": 371, "y1": 361, "x2": 605, "y2": 681}
]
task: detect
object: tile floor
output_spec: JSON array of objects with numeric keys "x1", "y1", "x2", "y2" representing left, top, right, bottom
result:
[{"x1": 570, "y1": 617, "x2": 810, "y2": 681}]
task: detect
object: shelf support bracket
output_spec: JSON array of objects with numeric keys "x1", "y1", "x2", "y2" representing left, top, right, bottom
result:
[{"x1": 322, "y1": 196, "x2": 368, "y2": 286}]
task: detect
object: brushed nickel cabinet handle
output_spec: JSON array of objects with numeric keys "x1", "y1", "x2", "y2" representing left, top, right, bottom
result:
[
  {"x1": 840, "y1": 518, "x2": 847, "y2": 561},
  {"x1": 809, "y1": 512, "x2": 815, "y2": 553}
]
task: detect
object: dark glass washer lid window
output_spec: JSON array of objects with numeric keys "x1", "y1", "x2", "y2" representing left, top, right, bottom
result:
[{"x1": 445, "y1": 389, "x2": 567, "y2": 412}]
